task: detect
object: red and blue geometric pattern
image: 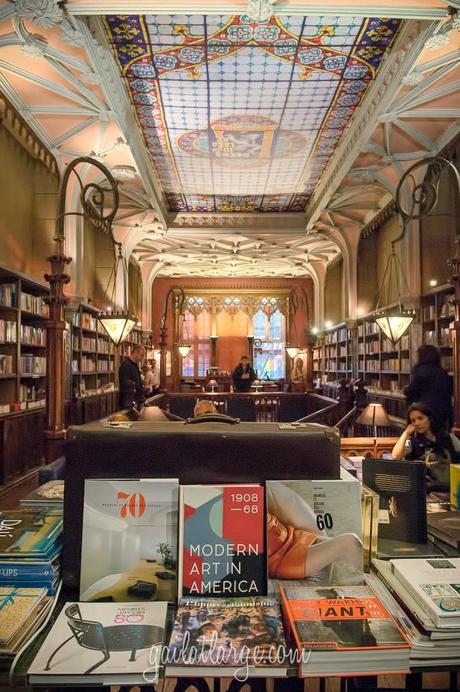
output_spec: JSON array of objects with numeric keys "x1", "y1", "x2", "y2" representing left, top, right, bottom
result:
[{"x1": 104, "y1": 14, "x2": 401, "y2": 213}]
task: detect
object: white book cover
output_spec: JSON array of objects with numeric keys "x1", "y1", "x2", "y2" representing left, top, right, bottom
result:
[
  {"x1": 391, "y1": 558, "x2": 460, "y2": 627},
  {"x1": 80, "y1": 479, "x2": 178, "y2": 602},
  {"x1": 266, "y1": 468, "x2": 363, "y2": 592},
  {"x1": 28, "y1": 601, "x2": 167, "y2": 685}
]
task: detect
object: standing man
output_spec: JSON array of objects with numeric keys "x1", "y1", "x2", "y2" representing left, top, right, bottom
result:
[
  {"x1": 118, "y1": 344, "x2": 146, "y2": 409},
  {"x1": 232, "y1": 355, "x2": 256, "y2": 393}
]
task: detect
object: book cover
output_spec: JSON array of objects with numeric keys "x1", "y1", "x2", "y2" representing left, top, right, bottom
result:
[
  {"x1": 427, "y1": 510, "x2": 460, "y2": 550},
  {"x1": 266, "y1": 470, "x2": 363, "y2": 593},
  {"x1": 391, "y1": 558, "x2": 460, "y2": 627},
  {"x1": 179, "y1": 484, "x2": 265, "y2": 598},
  {"x1": 281, "y1": 585, "x2": 409, "y2": 676},
  {"x1": 0, "y1": 508, "x2": 63, "y2": 558},
  {"x1": 166, "y1": 596, "x2": 287, "y2": 677},
  {"x1": 27, "y1": 601, "x2": 167, "y2": 685},
  {"x1": 451, "y1": 464, "x2": 460, "y2": 509},
  {"x1": 0, "y1": 586, "x2": 47, "y2": 645},
  {"x1": 80, "y1": 479, "x2": 178, "y2": 603},
  {"x1": 362, "y1": 458, "x2": 427, "y2": 543},
  {"x1": 20, "y1": 480, "x2": 64, "y2": 507}
]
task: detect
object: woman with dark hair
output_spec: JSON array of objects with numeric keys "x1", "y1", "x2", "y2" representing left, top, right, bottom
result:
[
  {"x1": 392, "y1": 402, "x2": 460, "y2": 490},
  {"x1": 404, "y1": 344, "x2": 452, "y2": 429}
]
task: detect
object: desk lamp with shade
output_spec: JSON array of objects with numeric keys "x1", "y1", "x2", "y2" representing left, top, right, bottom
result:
[{"x1": 357, "y1": 402, "x2": 392, "y2": 456}]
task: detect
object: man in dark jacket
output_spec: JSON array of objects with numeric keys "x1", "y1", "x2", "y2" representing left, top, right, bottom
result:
[
  {"x1": 232, "y1": 355, "x2": 256, "y2": 392},
  {"x1": 118, "y1": 344, "x2": 145, "y2": 409}
]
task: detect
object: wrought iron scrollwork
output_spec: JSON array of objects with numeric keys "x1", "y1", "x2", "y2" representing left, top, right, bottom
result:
[{"x1": 55, "y1": 156, "x2": 119, "y2": 239}]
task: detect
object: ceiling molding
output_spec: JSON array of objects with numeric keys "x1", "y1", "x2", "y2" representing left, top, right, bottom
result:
[
  {"x1": 0, "y1": 93, "x2": 59, "y2": 176},
  {"x1": 360, "y1": 200, "x2": 396, "y2": 238},
  {"x1": 305, "y1": 18, "x2": 436, "y2": 230},
  {"x1": 84, "y1": 16, "x2": 169, "y2": 226},
  {"x1": 66, "y1": 2, "x2": 451, "y2": 19}
]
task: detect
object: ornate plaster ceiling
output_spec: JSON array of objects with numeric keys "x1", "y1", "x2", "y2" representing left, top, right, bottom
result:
[
  {"x1": 0, "y1": 0, "x2": 459, "y2": 286},
  {"x1": 104, "y1": 13, "x2": 401, "y2": 213}
]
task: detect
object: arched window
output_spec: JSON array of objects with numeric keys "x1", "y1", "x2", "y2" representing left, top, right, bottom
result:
[
  {"x1": 181, "y1": 310, "x2": 211, "y2": 378},
  {"x1": 252, "y1": 309, "x2": 285, "y2": 380}
]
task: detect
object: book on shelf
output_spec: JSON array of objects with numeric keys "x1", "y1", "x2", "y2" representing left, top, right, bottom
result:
[
  {"x1": 0, "y1": 508, "x2": 62, "y2": 559},
  {"x1": 165, "y1": 596, "x2": 287, "y2": 678},
  {"x1": 179, "y1": 484, "x2": 265, "y2": 598},
  {"x1": 80, "y1": 478, "x2": 178, "y2": 603},
  {"x1": 427, "y1": 510, "x2": 460, "y2": 550},
  {"x1": 391, "y1": 558, "x2": 460, "y2": 627},
  {"x1": 266, "y1": 469, "x2": 363, "y2": 595},
  {"x1": 0, "y1": 594, "x2": 54, "y2": 662},
  {"x1": 362, "y1": 458, "x2": 427, "y2": 543},
  {"x1": 19, "y1": 480, "x2": 64, "y2": 508},
  {"x1": 27, "y1": 601, "x2": 167, "y2": 686},
  {"x1": 280, "y1": 584, "x2": 410, "y2": 677}
]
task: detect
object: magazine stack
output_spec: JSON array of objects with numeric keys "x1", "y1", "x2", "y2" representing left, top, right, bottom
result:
[
  {"x1": 0, "y1": 508, "x2": 64, "y2": 672},
  {"x1": 371, "y1": 558, "x2": 460, "y2": 668}
]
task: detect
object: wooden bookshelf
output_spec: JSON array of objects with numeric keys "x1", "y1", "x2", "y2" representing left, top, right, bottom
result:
[
  {"x1": 420, "y1": 284, "x2": 454, "y2": 375},
  {"x1": 0, "y1": 266, "x2": 48, "y2": 415},
  {"x1": 71, "y1": 304, "x2": 116, "y2": 398},
  {"x1": 315, "y1": 323, "x2": 353, "y2": 383}
]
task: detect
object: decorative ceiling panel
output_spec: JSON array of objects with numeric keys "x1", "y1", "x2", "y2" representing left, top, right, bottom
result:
[{"x1": 105, "y1": 13, "x2": 401, "y2": 213}]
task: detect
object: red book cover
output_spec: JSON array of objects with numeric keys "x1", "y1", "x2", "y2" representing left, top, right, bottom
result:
[{"x1": 179, "y1": 485, "x2": 266, "y2": 598}]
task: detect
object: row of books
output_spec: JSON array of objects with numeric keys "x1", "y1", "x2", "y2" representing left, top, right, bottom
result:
[
  {"x1": 0, "y1": 354, "x2": 13, "y2": 374},
  {"x1": 19, "y1": 293, "x2": 48, "y2": 317},
  {"x1": 0, "y1": 284, "x2": 16, "y2": 308},
  {"x1": 20, "y1": 325, "x2": 45, "y2": 346},
  {"x1": 20, "y1": 354, "x2": 46, "y2": 375},
  {"x1": 0, "y1": 319, "x2": 16, "y2": 343},
  {"x1": 27, "y1": 584, "x2": 412, "y2": 685}
]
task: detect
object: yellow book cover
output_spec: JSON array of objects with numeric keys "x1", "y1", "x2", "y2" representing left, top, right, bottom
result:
[{"x1": 450, "y1": 464, "x2": 460, "y2": 508}]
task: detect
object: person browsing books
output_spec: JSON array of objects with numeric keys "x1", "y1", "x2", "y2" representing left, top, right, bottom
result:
[
  {"x1": 118, "y1": 344, "x2": 145, "y2": 409},
  {"x1": 404, "y1": 344, "x2": 453, "y2": 430},
  {"x1": 232, "y1": 355, "x2": 256, "y2": 392},
  {"x1": 391, "y1": 401, "x2": 460, "y2": 490}
]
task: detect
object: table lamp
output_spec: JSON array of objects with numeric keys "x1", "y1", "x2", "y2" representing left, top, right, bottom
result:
[
  {"x1": 208, "y1": 379, "x2": 218, "y2": 393},
  {"x1": 356, "y1": 403, "x2": 391, "y2": 456}
]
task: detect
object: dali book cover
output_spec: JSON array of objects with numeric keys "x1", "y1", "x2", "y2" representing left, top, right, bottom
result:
[
  {"x1": 80, "y1": 478, "x2": 178, "y2": 602},
  {"x1": 179, "y1": 484, "x2": 265, "y2": 598},
  {"x1": 362, "y1": 458, "x2": 427, "y2": 543},
  {"x1": 28, "y1": 601, "x2": 167, "y2": 685},
  {"x1": 0, "y1": 508, "x2": 63, "y2": 558},
  {"x1": 166, "y1": 596, "x2": 287, "y2": 677},
  {"x1": 266, "y1": 469, "x2": 363, "y2": 593}
]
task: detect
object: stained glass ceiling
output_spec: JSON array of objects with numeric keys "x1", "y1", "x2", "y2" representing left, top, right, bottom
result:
[{"x1": 105, "y1": 14, "x2": 401, "y2": 214}]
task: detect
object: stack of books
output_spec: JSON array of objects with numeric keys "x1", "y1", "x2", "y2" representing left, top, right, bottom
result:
[
  {"x1": 280, "y1": 584, "x2": 410, "y2": 676},
  {"x1": 427, "y1": 509, "x2": 460, "y2": 554},
  {"x1": 0, "y1": 586, "x2": 52, "y2": 669},
  {"x1": 19, "y1": 481, "x2": 64, "y2": 509},
  {"x1": 0, "y1": 508, "x2": 63, "y2": 594},
  {"x1": 371, "y1": 558, "x2": 460, "y2": 668}
]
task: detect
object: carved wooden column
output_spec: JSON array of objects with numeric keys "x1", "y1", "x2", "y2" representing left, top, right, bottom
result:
[
  {"x1": 304, "y1": 330, "x2": 313, "y2": 390},
  {"x1": 44, "y1": 247, "x2": 71, "y2": 462}
]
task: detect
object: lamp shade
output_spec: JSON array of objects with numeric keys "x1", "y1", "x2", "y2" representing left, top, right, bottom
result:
[
  {"x1": 98, "y1": 312, "x2": 136, "y2": 346},
  {"x1": 178, "y1": 344, "x2": 191, "y2": 358},
  {"x1": 357, "y1": 403, "x2": 391, "y2": 428},
  {"x1": 375, "y1": 308, "x2": 415, "y2": 345},
  {"x1": 286, "y1": 345, "x2": 300, "y2": 359}
]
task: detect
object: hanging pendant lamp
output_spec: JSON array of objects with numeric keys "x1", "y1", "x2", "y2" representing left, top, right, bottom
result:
[
  {"x1": 98, "y1": 242, "x2": 137, "y2": 346},
  {"x1": 374, "y1": 241, "x2": 415, "y2": 345}
]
